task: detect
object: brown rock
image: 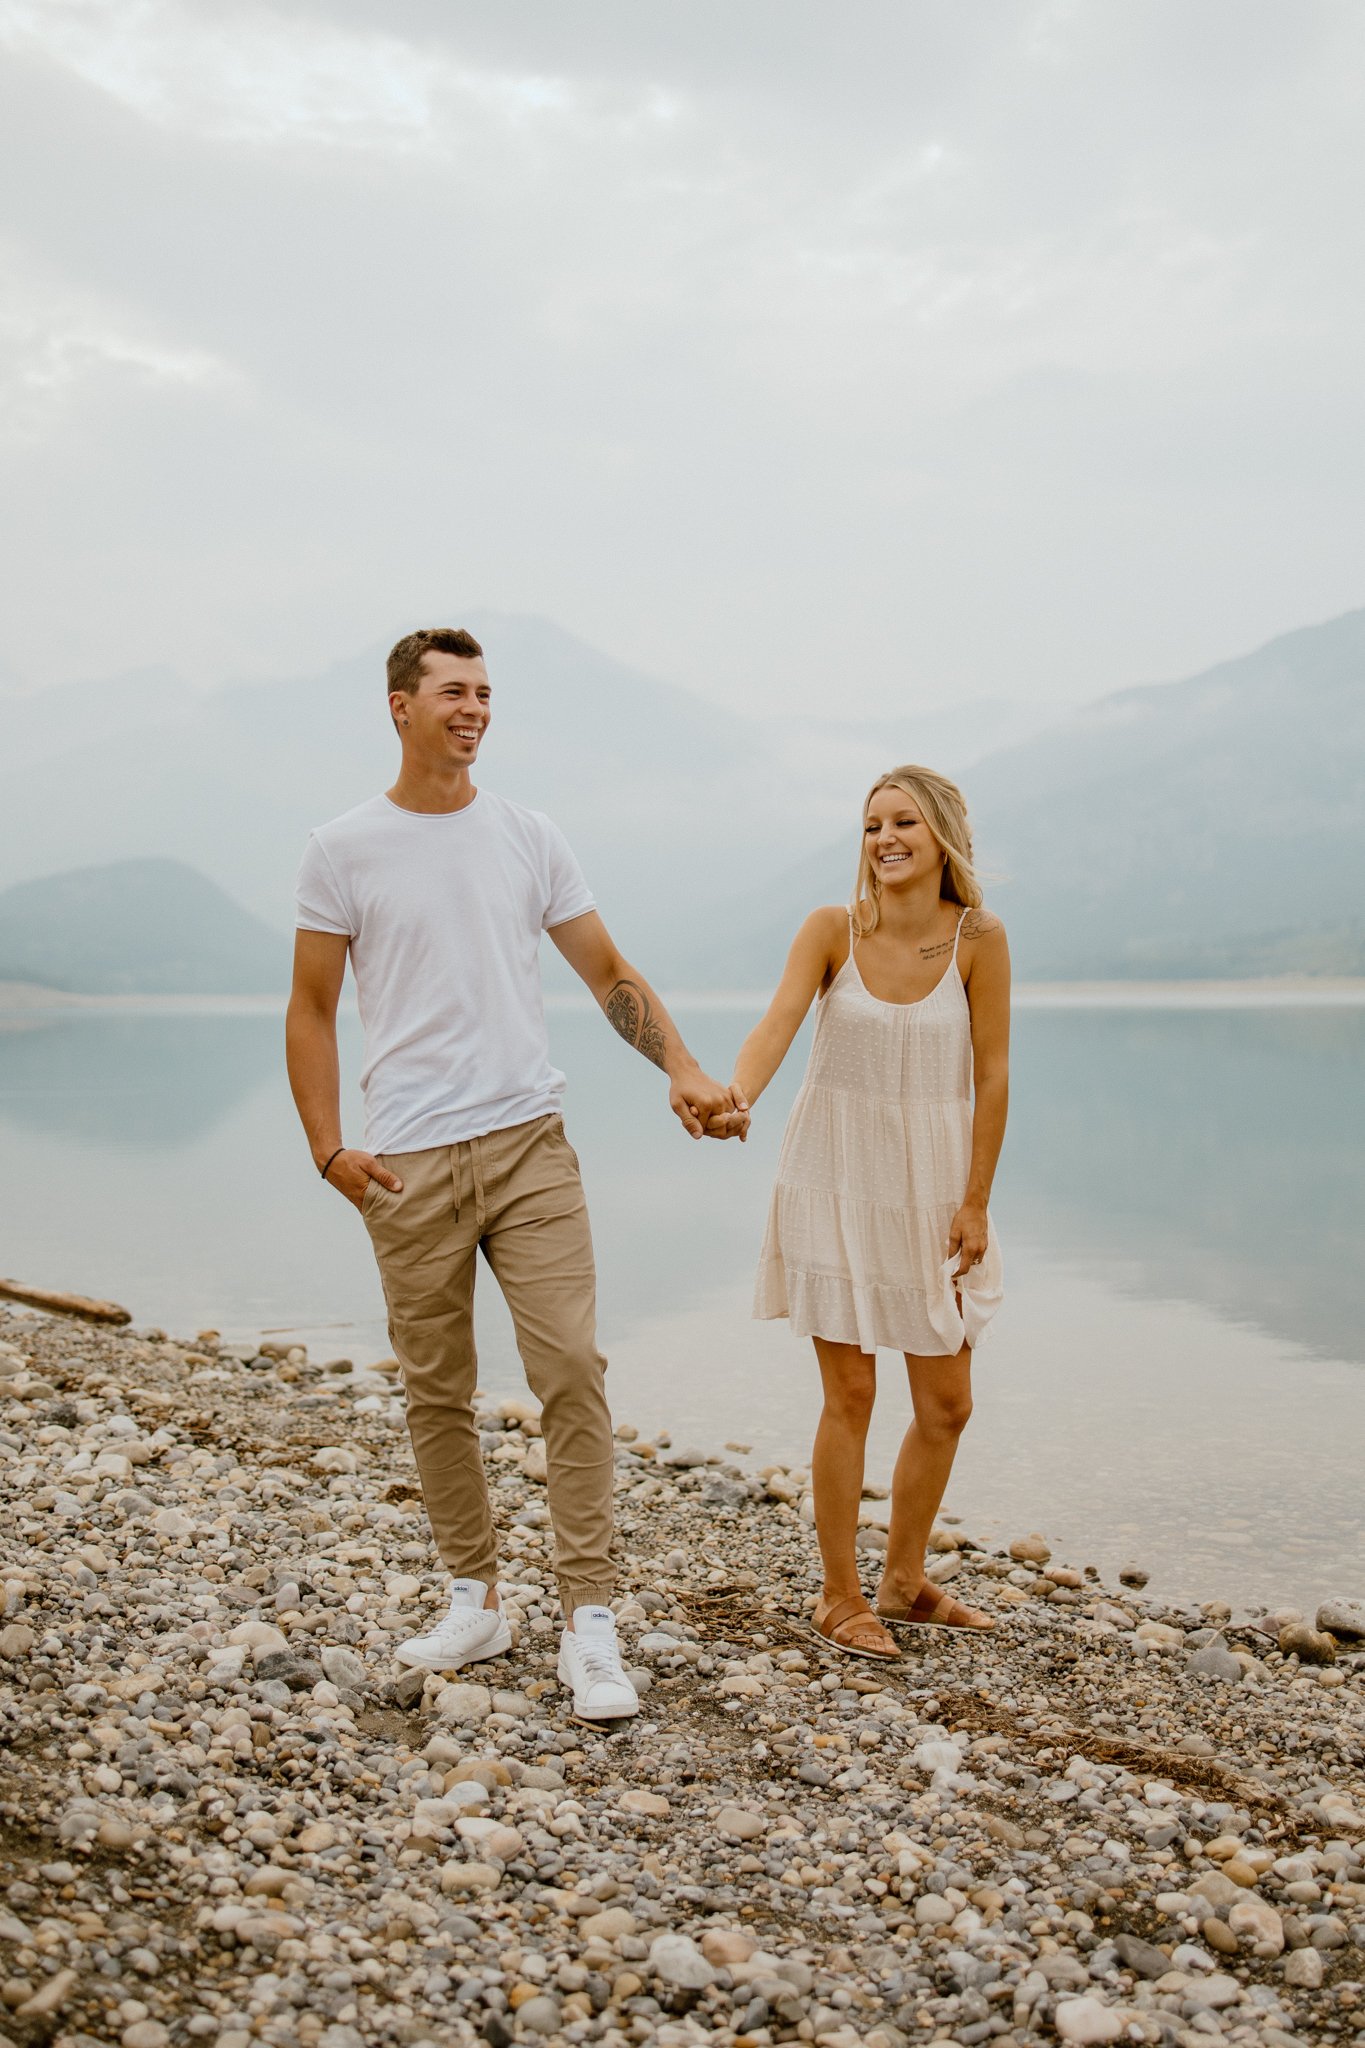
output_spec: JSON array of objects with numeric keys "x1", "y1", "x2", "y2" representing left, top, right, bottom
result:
[
  {"x1": 618, "y1": 1789, "x2": 670, "y2": 1817},
  {"x1": 1278, "y1": 1622, "x2": 1337, "y2": 1665},
  {"x1": 701, "y1": 1928, "x2": 757, "y2": 1966},
  {"x1": 16, "y1": 1968, "x2": 80, "y2": 2017},
  {"x1": 1205, "y1": 1835, "x2": 1244, "y2": 1861},
  {"x1": 483, "y1": 1826, "x2": 525, "y2": 1862},
  {"x1": 294, "y1": 1822, "x2": 338, "y2": 1852},
  {"x1": 439, "y1": 1861, "x2": 500, "y2": 1893},
  {"x1": 447, "y1": 1758, "x2": 512, "y2": 1789},
  {"x1": 1202, "y1": 1917, "x2": 1239, "y2": 1956},
  {"x1": 581, "y1": 1907, "x2": 636, "y2": 1944},
  {"x1": 716, "y1": 1806, "x2": 766, "y2": 1841}
]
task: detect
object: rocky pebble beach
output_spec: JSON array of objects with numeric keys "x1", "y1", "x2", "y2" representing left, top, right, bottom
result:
[{"x1": 1, "y1": 1304, "x2": 1363, "y2": 2048}]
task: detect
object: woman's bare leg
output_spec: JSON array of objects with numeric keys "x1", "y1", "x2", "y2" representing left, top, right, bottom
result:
[
  {"x1": 876, "y1": 1346, "x2": 989, "y2": 1618},
  {"x1": 810, "y1": 1338, "x2": 897, "y2": 1655}
]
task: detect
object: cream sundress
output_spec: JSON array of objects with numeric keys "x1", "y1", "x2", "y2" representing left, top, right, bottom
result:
[{"x1": 754, "y1": 908, "x2": 1004, "y2": 1355}]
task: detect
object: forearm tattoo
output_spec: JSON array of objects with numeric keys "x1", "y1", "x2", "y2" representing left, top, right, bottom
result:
[{"x1": 605, "y1": 979, "x2": 669, "y2": 1070}]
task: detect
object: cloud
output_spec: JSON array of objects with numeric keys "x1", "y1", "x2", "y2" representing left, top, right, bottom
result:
[
  {"x1": 0, "y1": 0, "x2": 671, "y2": 154},
  {"x1": 0, "y1": 1, "x2": 1362, "y2": 711},
  {"x1": 0, "y1": 244, "x2": 245, "y2": 445},
  {"x1": 0, "y1": 3, "x2": 445, "y2": 149}
]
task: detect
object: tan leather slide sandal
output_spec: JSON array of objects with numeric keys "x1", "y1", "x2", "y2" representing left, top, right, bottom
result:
[
  {"x1": 877, "y1": 1584, "x2": 997, "y2": 1632},
  {"x1": 810, "y1": 1593, "x2": 901, "y2": 1662}
]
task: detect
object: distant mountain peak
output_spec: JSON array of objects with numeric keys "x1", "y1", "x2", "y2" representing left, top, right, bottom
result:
[{"x1": 0, "y1": 858, "x2": 287, "y2": 996}]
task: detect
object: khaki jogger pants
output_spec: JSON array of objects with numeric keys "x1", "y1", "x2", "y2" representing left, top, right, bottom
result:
[{"x1": 360, "y1": 1114, "x2": 615, "y2": 1615}]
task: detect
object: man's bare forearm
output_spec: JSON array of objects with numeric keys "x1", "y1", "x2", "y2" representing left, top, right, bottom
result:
[
  {"x1": 285, "y1": 998, "x2": 344, "y2": 1169},
  {"x1": 547, "y1": 912, "x2": 741, "y2": 1136},
  {"x1": 601, "y1": 971, "x2": 695, "y2": 1079}
]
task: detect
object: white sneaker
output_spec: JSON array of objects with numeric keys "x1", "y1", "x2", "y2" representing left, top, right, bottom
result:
[
  {"x1": 395, "y1": 1579, "x2": 512, "y2": 1671},
  {"x1": 558, "y1": 1605, "x2": 639, "y2": 1720}
]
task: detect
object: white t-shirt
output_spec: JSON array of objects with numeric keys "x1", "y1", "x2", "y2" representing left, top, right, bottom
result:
[{"x1": 295, "y1": 789, "x2": 595, "y2": 1153}]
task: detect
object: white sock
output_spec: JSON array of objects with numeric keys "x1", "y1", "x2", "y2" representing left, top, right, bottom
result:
[{"x1": 449, "y1": 1578, "x2": 491, "y2": 1611}]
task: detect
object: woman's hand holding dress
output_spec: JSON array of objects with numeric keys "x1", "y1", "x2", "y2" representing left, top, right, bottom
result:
[{"x1": 948, "y1": 1200, "x2": 989, "y2": 1278}]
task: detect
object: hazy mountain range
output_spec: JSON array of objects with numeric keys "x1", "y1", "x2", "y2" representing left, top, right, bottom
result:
[
  {"x1": 0, "y1": 859, "x2": 284, "y2": 996},
  {"x1": 0, "y1": 605, "x2": 1361, "y2": 992},
  {"x1": 686, "y1": 603, "x2": 1365, "y2": 985}
]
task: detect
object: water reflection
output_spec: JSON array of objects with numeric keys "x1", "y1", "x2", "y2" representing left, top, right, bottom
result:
[
  {"x1": 0, "y1": 1011, "x2": 275, "y2": 1147},
  {"x1": 1, "y1": 999, "x2": 1361, "y2": 1364},
  {"x1": 1000, "y1": 1007, "x2": 1365, "y2": 1364}
]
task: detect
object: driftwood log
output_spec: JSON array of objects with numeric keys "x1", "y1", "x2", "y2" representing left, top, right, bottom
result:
[{"x1": 0, "y1": 1279, "x2": 132, "y2": 1325}]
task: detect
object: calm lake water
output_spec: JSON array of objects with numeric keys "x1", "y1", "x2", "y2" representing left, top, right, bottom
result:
[{"x1": 2, "y1": 993, "x2": 1363, "y2": 1617}]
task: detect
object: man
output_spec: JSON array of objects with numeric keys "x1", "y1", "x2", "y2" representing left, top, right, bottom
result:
[{"x1": 286, "y1": 627, "x2": 747, "y2": 1720}]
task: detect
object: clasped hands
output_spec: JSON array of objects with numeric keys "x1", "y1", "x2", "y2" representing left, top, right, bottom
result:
[{"x1": 669, "y1": 1068, "x2": 750, "y2": 1142}]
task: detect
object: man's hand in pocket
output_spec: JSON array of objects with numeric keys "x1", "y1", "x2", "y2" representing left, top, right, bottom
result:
[{"x1": 323, "y1": 1150, "x2": 404, "y2": 1210}]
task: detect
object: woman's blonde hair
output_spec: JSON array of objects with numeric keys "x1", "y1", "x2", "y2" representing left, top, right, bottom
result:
[{"x1": 853, "y1": 763, "x2": 982, "y2": 935}]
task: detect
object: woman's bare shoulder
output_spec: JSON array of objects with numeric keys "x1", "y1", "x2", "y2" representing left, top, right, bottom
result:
[
  {"x1": 791, "y1": 904, "x2": 851, "y2": 975},
  {"x1": 959, "y1": 904, "x2": 1006, "y2": 942}
]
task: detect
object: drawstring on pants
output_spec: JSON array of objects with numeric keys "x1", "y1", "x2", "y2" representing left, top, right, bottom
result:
[{"x1": 451, "y1": 1139, "x2": 488, "y2": 1234}]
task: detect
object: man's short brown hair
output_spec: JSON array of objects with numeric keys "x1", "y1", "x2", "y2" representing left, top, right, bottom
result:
[{"x1": 386, "y1": 627, "x2": 485, "y2": 698}]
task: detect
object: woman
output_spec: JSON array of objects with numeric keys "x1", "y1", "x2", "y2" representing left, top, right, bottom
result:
[{"x1": 732, "y1": 765, "x2": 1009, "y2": 1660}]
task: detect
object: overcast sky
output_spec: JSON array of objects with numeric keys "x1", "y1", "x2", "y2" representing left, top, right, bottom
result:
[{"x1": 2, "y1": 0, "x2": 1363, "y2": 716}]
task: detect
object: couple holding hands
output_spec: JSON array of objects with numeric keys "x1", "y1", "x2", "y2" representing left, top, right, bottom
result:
[{"x1": 287, "y1": 627, "x2": 1009, "y2": 1721}]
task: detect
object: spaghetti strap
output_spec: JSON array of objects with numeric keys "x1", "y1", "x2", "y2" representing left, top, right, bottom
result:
[{"x1": 950, "y1": 906, "x2": 969, "y2": 967}]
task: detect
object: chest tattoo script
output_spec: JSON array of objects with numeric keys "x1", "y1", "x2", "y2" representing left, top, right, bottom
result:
[
  {"x1": 605, "y1": 979, "x2": 669, "y2": 1070},
  {"x1": 919, "y1": 937, "x2": 954, "y2": 960}
]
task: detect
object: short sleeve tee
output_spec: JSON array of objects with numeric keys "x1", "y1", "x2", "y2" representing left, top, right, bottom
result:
[{"x1": 295, "y1": 789, "x2": 594, "y2": 1153}]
